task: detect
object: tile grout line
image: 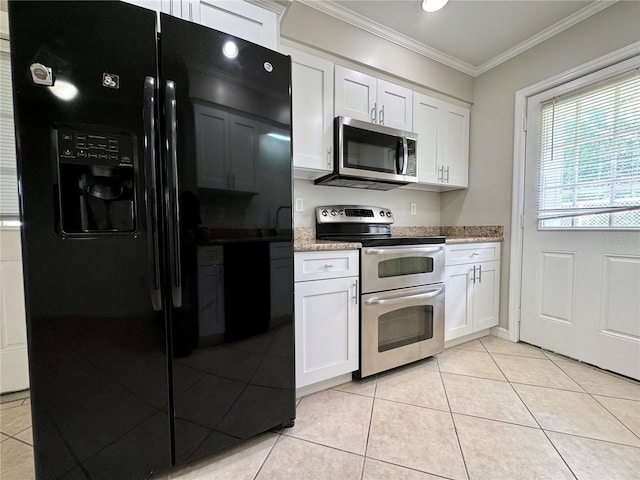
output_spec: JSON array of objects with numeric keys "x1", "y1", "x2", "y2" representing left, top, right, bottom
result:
[
  {"x1": 251, "y1": 432, "x2": 281, "y2": 480},
  {"x1": 489, "y1": 347, "x2": 580, "y2": 480},
  {"x1": 436, "y1": 354, "x2": 471, "y2": 480},
  {"x1": 360, "y1": 375, "x2": 378, "y2": 480}
]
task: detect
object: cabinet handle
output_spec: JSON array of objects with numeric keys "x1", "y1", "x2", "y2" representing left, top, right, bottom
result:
[
  {"x1": 438, "y1": 165, "x2": 444, "y2": 182},
  {"x1": 323, "y1": 264, "x2": 334, "y2": 270},
  {"x1": 478, "y1": 264, "x2": 482, "y2": 283},
  {"x1": 189, "y1": 2, "x2": 193, "y2": 21},
  {"x1": 379, "y1": 105, "x2": 385, "y2": 125},
  {"x1": 471, "y1": 265, "x2": 476, "y2": 284},
  {"x1": 445, "y1": 166, "x2": 450, "y2": 183},
  {"x1": 327, "y1": 146, "x2": 332, "y2": 168},
  {"x1": 353, "y1": 279, "x2": 358, "y2": 305},
  {"x1": 371, "y1": 103, "x2": 377, "y2": 123}
]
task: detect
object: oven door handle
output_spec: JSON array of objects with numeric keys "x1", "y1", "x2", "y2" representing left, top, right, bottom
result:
[
  {"x1": 365, "y1": 287, "x2": 443, "y2": 305},
  {"x1": 364, "y1": 246, "x2": 443, "y2": 255}
]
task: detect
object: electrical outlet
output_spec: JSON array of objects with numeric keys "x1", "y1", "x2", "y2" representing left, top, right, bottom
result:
[
  {"x1": 295, "y1": 197, "x2": 304, "y2": 212},
  {"x1": 410, "y1": 203, "x2": 417, "y2": 215}
]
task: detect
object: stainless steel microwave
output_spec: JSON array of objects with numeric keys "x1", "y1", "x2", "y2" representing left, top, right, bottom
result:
[{"x1": 315, "y1": 116, "x2": 418, "y2": 191}]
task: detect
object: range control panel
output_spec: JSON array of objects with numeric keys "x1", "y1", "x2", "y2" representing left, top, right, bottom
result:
[
  {"x1": 316, "y1": 205, "x2": 394, "y2": 224},
  {"x1": 56, "y1": 129, "x2": 134, "y2": 167}
]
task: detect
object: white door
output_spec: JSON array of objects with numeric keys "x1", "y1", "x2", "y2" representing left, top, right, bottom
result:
[{"x1": 520, "y1": 59, "x2": 640, "y2": 380}]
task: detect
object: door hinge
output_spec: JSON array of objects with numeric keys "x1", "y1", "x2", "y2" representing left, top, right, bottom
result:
[
  {"x1": 523, "y1": 116, "x2": 527, "y2": 132},
  {"x1": 520, "y1": 214, "x2": 524, "y2": 229}
]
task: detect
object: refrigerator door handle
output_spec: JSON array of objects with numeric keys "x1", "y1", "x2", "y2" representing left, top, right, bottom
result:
[
  {"x1": 165, "y1": 80, "x2": 182, "y2": 308},
  {"x1": 143, "y1": 76, "x2": 162, "y2": 311}
]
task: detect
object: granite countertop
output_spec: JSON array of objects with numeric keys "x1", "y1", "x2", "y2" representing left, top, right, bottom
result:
[{"x1": 294, "y1": 226, "x2": 504, "y2": 252}]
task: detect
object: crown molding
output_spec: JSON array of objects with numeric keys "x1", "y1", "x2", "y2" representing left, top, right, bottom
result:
[
  {"x1": 296, "y1": 0, "x2": 477, "y2": 76},
  {"x1": 296, "y1": 0, "x2": 618, "y2": 77},
  {"x1": 474, "y1": 0, "x2": 617, "y2": 75}
]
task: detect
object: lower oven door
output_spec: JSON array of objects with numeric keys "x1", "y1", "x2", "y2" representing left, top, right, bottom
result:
[
  {"x1": 360, "y1": 283, "x2": 445, "y2": 378},
  {"x1": 361, "y1": 245, "x2": 444, "y2": 294}
]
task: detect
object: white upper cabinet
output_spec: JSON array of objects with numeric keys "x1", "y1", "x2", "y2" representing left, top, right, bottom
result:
[
  {"x1": 197, "y1": 0, "x2": 278, "y2": 50},
  {"x1": 281, "y1": 45, "x2": 334, "y2": 179},
  {"x1": 412, "y1": 92, "x2": 470, "y2": 190},
  {"x1": 122, "y1": 0, "x2": 277, "y2": 50},
  {"x1": 334, "y1": 65, "x2": 412, "y2": 131}
]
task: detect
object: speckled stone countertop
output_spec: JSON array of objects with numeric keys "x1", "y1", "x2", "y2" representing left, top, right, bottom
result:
[{"x1": 294, "y1": 226, "x2": 503, "y2": 252}]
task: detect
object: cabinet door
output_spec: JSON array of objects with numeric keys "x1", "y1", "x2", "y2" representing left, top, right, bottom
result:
[
  {"x1": 377, "y1": 79, "x2": 412, "y2": 130},
  {"x1": 194, "y1": 104, "x2": 229, "y2": 189},
  {"x1": 471, "y1": 260, "x2": 500, "y2": 332},
  {"x1": 228, "y1": 114, "x2": 260, "y2": 193},
  {"x1": 295, "y1": 277, "x2": 359, "y2": 388},
  {"x1": 413, "y1": 92, "x2": 442, "y2": 184},
  {"x1": 442, "y1": 103, "x2": 469, "y2": 187},
  {"x1": 198, "y1": 0, "x2": 277, "y2": 50},
  {"x1": 444, "y1": 264, "x2": 474, "y2": 341},
  {"x1": 334, "y1": 65, "x2": 377, "y2": 124},
  {"x1": 282, "y1": 46, "x2": 334, "y2": 178}
]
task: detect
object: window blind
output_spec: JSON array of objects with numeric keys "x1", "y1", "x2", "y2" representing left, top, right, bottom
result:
[
  {"x1": 0, "y1": 46, "x2": 19, "y2": 220},
  {"x1": 537, "y1": 69, "x2": 640, "y2": 229}
]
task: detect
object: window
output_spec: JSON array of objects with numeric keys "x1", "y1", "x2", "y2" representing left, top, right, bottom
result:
[
  {"x1": 537, "y1": 69, "x2": 640, "y2": 229},
  {"x1": 0, "y1": 39, "x2": 20, "y2": 225}
]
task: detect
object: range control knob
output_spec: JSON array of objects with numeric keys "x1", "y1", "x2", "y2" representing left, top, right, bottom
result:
[
  {"x1": 339, "y1": 209, "x2": 344, "y2": 216},
  {"x1": 379, "y1": 210, "x2": 385, "y2": 217},
  {"x1": 386, "y1": 211, "x2": 392, "y2": 218},
  {"x1": 331, "y1": 209, "x2": 337, "y2": 216},
  {"x1": 321, "y1": 209, "x2": 329, "y2": 217}
]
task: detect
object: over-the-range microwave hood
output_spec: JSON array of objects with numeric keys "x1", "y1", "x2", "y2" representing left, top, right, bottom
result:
[
  {"x1": 314, "y1": 173, "x2": 407, "y2": 191},
  {"x1": 315, "y1": 116, "x2": 417, "y2": 191}
]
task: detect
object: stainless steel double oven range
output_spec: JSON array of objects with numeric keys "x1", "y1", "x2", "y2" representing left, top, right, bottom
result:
[{"x1": 316, "y1": 205, "x2": 445, "y2": 378}]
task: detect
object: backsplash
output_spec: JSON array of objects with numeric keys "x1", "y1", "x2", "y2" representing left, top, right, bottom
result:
[{"x1": 295, "y1": 225, "x2": 504, "y2": 243}]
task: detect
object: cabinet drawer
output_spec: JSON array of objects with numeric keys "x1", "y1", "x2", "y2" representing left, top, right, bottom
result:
[
  {"x1": 295, "y1": 250, "x2": 359, "y2": 281},
  {"x1": 445, "y1": 242, "x2": 501, "y2": 266}
]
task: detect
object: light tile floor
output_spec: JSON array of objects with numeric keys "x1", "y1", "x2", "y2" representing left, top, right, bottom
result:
[{"x1": 2, "y1": 335, "x2": 640, "y2": 480}]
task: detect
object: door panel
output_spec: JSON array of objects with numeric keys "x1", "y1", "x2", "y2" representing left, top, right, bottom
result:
[
  {"x1": 159, "y1": 14, "x2": 295, "y2": 465},
  {"x1": 8, "y1": 2, "x2": 171, "y2": 478},
  {"x1": 520, "y1": 85, "x2": 640, "y2": 380}
]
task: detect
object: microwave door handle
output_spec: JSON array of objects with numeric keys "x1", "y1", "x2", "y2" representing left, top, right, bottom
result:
[
  {"x1": 401, "y1": 136, "x2": 408, "y2": 174},
  {"x1": 396, "y1": 137, "x2": 405, "y2": 174}
]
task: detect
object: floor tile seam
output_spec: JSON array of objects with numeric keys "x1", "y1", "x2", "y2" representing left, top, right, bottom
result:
[
  {"x1": 508, "y1": 380, "x2": 587, "y2": 394},
  {"x1": 553, "y1": 359, "x2": 640, "y2": 389},
  {"x1": 451, "y1": 410, "x2": 544, "y2": 432},
  {"x1": 540, "y1": 427, "x2": 640, "y2": 450},
  {"x1": 372, "y1": 394, "x2": 452, "y2": 414},
  {"x1": 503, "y1": 376, "x2": 546, "y2": 432},
  {"x1": 437, "y1": 370, "x2": 508, "y2": 383},
  {"x1": 0, "y1": 434, "x2": 33, "y2": 449},
  {"x1": 330, "y1": 387, "x2": 375, "y2": 400},
  {"x1": 361, "y1": 394, "x2": 377, "y2": 480},
  {"x1": 538, "y1": 426, "x2": 580, "y2": 480},
  {"x1": 486, "y1": 350, "x2": 550, "y2": 360},
  {"x1": 490, "y1": 354, "x2": 586, "y2": 392},
  {"x1": 362, "y1": 454, "x2": 458, "y2": 480},
  {"x1": 251, "y1": 431, "x2": 281, "y2": 480},
  {"x1": 279, "y1": 431, "x2": 367, "y2": 458},
  {"x1": 590, "y1": 392, "x2": 640, "y2": 402},
  {"x1": 586, "y1": 394, "x2": 640, "y2": 442},
  {"x1": 437, "y1": 355, "x2": 471, "y2": 480}
]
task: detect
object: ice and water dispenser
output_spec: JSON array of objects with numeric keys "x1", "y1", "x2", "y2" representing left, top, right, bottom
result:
[{"x1": 55, "y1": 128, "x2": 136, "y2": 234}]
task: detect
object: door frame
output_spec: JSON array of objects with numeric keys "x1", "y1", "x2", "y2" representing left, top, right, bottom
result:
[{"x1": 508, "y1": 41, "x2": 640, "y2": 343}]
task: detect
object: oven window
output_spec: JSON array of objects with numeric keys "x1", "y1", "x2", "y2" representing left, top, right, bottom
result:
[
  {"x1": 378, "y1": 305, "x2": 434, "y2": 352},
  {"x1": 378, "y1": 257, "x2": 433, "y2": 278}
]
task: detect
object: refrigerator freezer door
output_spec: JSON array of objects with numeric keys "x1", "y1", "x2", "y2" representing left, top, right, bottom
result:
[
  {"x1": 159, "y1": 14, "x2": 296, "y2": 466},
  {"x1": 8, "y1": 2, "x2": 172, "y2": 478}
]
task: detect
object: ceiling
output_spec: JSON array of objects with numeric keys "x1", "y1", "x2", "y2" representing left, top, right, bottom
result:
[{"x1": 296, "y1": 0, "x2": 616, "y2": 76}]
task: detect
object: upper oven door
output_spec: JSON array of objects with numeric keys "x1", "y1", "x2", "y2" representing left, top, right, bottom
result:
[
  {"x1": 361, "y1": 244, "x2": 444, "y2": 293},
  {"x1": 336, "y1": 117, "x2": 417, "y2": 183}
]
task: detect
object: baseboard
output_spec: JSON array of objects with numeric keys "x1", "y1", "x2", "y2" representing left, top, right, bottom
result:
[
  {"x1": 491, "y1": 326, "x2": 511, "y2": 341},
  {"x1": 295, "y1": 373, "x2": 353, "y2": 399}
]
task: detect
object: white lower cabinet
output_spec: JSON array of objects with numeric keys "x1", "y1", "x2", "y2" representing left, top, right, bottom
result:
[
  {"x1": 294, "y1": 250, "x2": 359, "y2": 389},
  {"x1": 445, "y1": 242, "x2": 500, "y2": 341}
]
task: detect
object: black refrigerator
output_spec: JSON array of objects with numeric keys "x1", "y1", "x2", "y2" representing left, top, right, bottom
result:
[{"x1": 8, "y1": 2, "x2": 295, "y2": 479}]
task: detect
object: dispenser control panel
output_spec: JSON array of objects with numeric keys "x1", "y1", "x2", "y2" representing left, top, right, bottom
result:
[{"x1": 56, "y1": 129, "x2": 134, "y2": 167}]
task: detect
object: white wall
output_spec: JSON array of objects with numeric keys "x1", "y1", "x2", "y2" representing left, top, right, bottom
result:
[{"x1": 440, "y1": 1, "x2": 640, "y2": 330}]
